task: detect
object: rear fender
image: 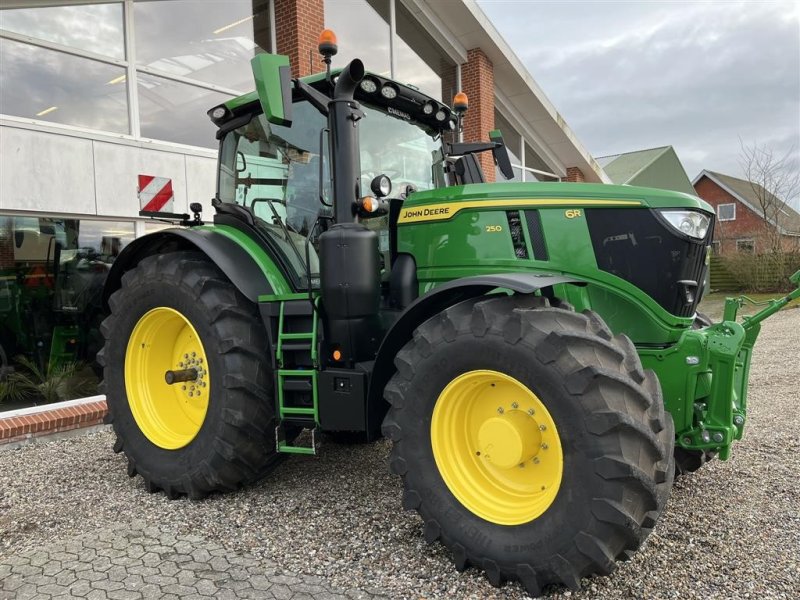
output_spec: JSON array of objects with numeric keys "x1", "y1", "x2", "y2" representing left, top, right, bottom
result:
[
  {"x1": 102, "y1": 228, "x2": 282, "y2": 310},
  {"x1": 366, "y1": 273, "x2": 582, "y2": 436}
]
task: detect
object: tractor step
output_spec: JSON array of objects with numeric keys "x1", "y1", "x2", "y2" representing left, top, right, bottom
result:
[{"x1": 275, "y1": 424, "x2": 319, "y2": 455}]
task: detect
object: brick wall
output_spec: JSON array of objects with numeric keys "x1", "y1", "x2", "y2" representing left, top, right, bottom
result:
[
  {"x1": 563, "y1": 167, "x2": 586, "y2": 183},
  {"x1": 275, "y1": 0, "x2": 325, "y2": 77},
  {"x1": 460, "y1": 48, "x2": 496, "y2": 182},
  {"x1": 693, "y1": 175, "x2": 791, "y2": 254}
]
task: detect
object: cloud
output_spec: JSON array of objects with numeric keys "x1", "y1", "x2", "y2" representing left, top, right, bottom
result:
[{"x1": 479, "y1": 0, "x2": 800, "y2": 207}]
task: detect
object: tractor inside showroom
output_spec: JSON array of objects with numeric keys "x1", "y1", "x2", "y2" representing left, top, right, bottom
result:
[{"x1": 100, "y1": 31, "x2": 800, "y2": 595}]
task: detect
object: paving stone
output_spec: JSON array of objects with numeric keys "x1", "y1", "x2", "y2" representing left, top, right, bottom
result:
[
  {"x1": 158, "y1": 561, "x2": 180, "y2": 577},
  {"x1": 269, "y1": 583, "x2": 294, "y2": 600},
  {"x1": 11, "y1": 563, "x2": 43, "y2": 577},
  {"x1": 194, "y1": 578, "x2": 219, "y2": 596},
  {"x1": 91, "y1": 579, "x2": 125, "y2": 592},
  {"x1": 67, "y1": 580, "x2": 93, "y2": 597},
  {"x1": 86, "y1": 589, "x2": 109, "y2": 600},
  {"x1": 142, "y1": 574, "x2": 178, "y2": 587},
  {"x1": 107, "y1": 589, "x2": 143, "y2": 600},
  {"x1": 162, "y1": 583, "x2": 200, "y2": 596},
  {"x1": 248, "y1": 575, "x2": 273, "y2": 591},
  {"x1": 13, "y1": 583, "x2": 40, "y2": 600}
]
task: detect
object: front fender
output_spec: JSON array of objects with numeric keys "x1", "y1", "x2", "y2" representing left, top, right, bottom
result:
[
  {"x1": 366, "y1": 273, "x2": 581, "y2": 435},
  {"x1": 103, "y1": 228, "x2": 282, "y2": 309}
]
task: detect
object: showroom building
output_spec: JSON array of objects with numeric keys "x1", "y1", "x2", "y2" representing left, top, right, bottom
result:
[{"x1": 0, "y1": 0, "x2": 606, "y2": 403}]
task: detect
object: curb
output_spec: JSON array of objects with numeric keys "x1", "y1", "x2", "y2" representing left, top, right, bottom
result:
[{"x1": 0, "y1": 395, "x2": 108, "y2": 446}]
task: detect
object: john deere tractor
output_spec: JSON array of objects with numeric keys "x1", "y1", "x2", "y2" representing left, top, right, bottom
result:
[{"x1": 100, "y1": 32, "x2": 800, "y2": 595}]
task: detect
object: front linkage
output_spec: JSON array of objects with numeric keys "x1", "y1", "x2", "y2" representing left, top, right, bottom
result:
[{"x1": 643, "y1": 270, "x2": 800, "y2": 461}]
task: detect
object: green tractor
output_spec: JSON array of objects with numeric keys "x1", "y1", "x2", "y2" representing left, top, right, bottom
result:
[{"x1": 100, "y1": 33, "x2": 800, "y2": 595}]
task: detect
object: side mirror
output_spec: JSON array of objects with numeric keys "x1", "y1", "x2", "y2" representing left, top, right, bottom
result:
[
  {"x1": 488, "y1": 129, "x2": 515, "y2": 180},
  {"x1": 251, "y1": 53, "x2": 293, "y2": 126}
]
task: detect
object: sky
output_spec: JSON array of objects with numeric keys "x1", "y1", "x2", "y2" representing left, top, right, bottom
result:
[{"x1": 477, "y1": 0, "x2": 800, "y2": 207}]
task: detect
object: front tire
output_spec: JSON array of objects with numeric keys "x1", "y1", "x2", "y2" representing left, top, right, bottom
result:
[
  {"x1": 99, "y1": 251, "x2": 279, "y2": 499},
  {"x1": 382, "y1": 295, "x2": 674, "y2": 595}
]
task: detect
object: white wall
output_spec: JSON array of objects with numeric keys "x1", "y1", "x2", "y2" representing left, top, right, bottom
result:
[{"x1": 0, "y1": 119, "x2": 217, "y2": 221}]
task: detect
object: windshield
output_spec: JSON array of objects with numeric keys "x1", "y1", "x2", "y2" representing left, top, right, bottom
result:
[{"x1": 218, "y1": 98, "x2": 440, "y2": 287}]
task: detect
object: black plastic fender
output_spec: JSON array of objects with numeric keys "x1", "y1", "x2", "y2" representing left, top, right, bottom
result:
[
  {"x1": 102, "y1": 228, "x2": 274, "y2": 310},
  {"x1": 366, "y1": 273, "x2": 581, "y2": 437}
]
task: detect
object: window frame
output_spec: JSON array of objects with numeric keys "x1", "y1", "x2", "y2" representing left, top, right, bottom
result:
[
  {"x1": 717, "y1": 203, "x2": 736, "y2": 221},
  {"x1": 736, "y1": 238, "x2": 755, "y2": 253}
]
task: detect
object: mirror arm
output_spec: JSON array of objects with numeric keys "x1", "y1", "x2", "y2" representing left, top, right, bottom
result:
[{"x1": 294, "y1": 80, "x2": 330, "y2": 117}]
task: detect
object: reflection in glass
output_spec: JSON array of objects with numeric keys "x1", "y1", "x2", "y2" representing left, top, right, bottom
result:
[
  {"x1": 325, "y1": 0, "x2": 390, "y2": 77},
  {"x1": 0, "y1": 3, "x2": 124, "y2": 59},
  {"x1": 0, "y1": 217, "x2": 133, "y2": 403},
  {"x1": 138, "y1": 72, "x2": 232, "y2": 147},
  {"x1": 395, "y1": 3, "x2": 448, "y2": 100},
  {"x1": 0, "y1": 38, "x2": 129, "y2": 133},
  {"x1": 134, "y1": 0, "x2": 270, "y2": 91},
  {"x1": 360, "y1": 106, "x2": 439, "y2": 192},
  {"x1": 525, "y1": 142, "x2": 558, "y2": 181}
]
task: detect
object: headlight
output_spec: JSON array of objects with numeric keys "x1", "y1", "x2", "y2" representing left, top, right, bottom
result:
[{"x1": 658, "y1": 210, "x2": 710, "y2": 240}]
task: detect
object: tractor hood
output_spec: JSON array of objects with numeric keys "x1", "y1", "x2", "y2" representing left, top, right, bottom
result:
[{"x1": 398, "y1": 181, "x2": 712, "y2": 224}]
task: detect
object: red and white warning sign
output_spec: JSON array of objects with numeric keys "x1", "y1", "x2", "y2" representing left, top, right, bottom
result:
[{"x1": 138, "y1": 175, "x2": 174, "y2": 212}]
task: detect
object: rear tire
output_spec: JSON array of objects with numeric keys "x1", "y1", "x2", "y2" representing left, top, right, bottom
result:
[
  {"x1": 99, "y1": 251, "x2": 279, "y2": 500},
  {"x1": 382, "y1": 295, "x2": 674, "y2": 595}
]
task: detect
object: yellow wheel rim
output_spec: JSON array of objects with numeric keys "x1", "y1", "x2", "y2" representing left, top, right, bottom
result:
[
  {"x1": 124, "y1": 307, "x2": 210, "y2": 450},
  {"x1": 431, "y1": 370, "x2": 563, "y2": 525}
]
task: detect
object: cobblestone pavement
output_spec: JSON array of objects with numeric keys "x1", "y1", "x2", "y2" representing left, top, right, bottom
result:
[{"x1": 0, "y1": 520, "x2": 382, "y2": 600}]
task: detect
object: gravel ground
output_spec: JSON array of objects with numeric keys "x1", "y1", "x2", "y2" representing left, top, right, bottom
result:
[{"x1": 2, "y1": 309, "x2": 799, "y2": 599}]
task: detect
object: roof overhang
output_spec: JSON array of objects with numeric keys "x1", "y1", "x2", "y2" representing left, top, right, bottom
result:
[{"x1": 405, "y1": 0, "x2": 610, "y2": 183}]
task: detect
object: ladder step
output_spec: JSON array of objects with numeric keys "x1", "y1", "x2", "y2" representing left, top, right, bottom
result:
[
  {"x1": 281, "y1": 342, "x2": 311, "y2": 352},
  {"x1": 280, "y1": 332, "x2": 314, "y2": 340},
  {"x1": 276, "y1": 426, "x2": 319, "y2": 455},
  {"x1": 283, "y1": 379, "x2": 313, "y2": 392},
  {"x1": 279, "y1": 369, "x2": 316, "y2": 376},
  {"x1": 280, "y1": 407, "x2": 316, "y2": 415}
]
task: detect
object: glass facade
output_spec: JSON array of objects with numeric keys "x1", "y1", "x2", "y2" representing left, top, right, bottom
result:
[
  {"x1": 0, "y1": 0, "x2": 271, "y2": 148},
  {"x1": 0, "y1": 216, "x2": 134, "y2": 406},
  {"x1": 325, "y1": 0, "x2": 449, "y2": 100}
]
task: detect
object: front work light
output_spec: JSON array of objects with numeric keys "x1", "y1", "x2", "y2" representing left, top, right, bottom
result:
[
  {"x1": 360, "y1": 78, "x2": 378, "y2": 93},
  {"x1": 381, "y1": 84, "x2": 397, "y2": 99},
  {"x1": 370, "y1": 174, "x2": 392, "y2": 198},
  {"x1": 659, "y1": 210, "x2": 711, "y2": 240}
]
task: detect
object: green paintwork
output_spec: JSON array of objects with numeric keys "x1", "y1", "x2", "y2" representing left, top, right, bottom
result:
[
  {"x1": 204, "y1": 225, "x2": 293, "y2": 296},
  {"x1": 401, "y1": 181, "x2": 712, "y2": 212},
  {"x1": 394, "y1": 181, "x2": 800, "y2": 460},
  {"x1": 206, "y1": 48, "x2": 799, "y2": 464},
  {"x1": 251, "y1": 53, "x2": 292, "y2": 125}
]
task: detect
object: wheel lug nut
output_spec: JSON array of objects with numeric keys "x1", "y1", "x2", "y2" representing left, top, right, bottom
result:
[
  {"x1": 188, "y1": 392, "x2": 193, "y2": 397},
  {"x1": 539, "y1": 424, "x2": 546, "y2": 431},
  {"x1": 181, "y1": 385, "x2": 186, "y2": 390},
  {"x1": 528, "y1": 409, "x2": 535, "y2": 416},
  {"x1": 541, "y1": 443, "x2": 548, "y2": 450},
  {"x1": 533, "y1": 457, "x2": 540, "y2": 464},
  {"x1": 184, "y1": 354, "x2": 189, "y2": 359},
  {"x1": 497, "y1": 407, "x2": 504, "y2": 414},
  {"x1": 192, "y1": 352, "x2": 196, "y2": 357},
  {"x1": 511, "y1": 402, "x2": 518, "y2": 409}
]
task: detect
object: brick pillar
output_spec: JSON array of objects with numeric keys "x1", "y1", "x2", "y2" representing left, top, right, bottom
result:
[
  {"x1": 460, "y1": 48, "x2": 496, "y2": 182},
  {"x1": 274, "y1": 0, "x2": 325, "y2": 77},
  {"x1": 563, "y1": 167, "x2": 586, "y2": 183}
]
